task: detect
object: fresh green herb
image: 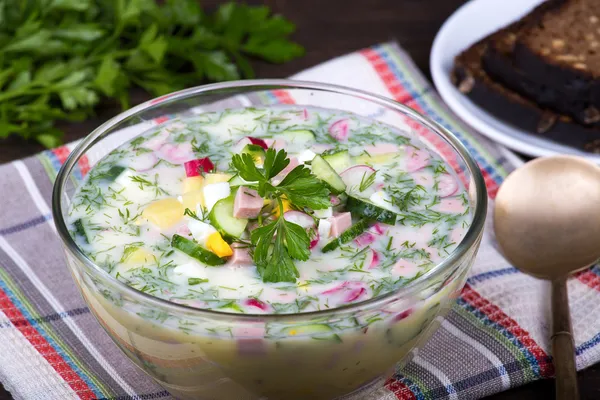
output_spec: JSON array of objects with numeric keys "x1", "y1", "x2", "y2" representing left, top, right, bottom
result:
[
  {"x1": 0, "y1": 1, "x2": 303, "y2": 147},
  {"x1": 231, "y1": 149, "x2": 330, "y2": 283},
  {"x1": 188, "y1": 278, "x2": 208, "y2": 286},
  {"x1": 359, "y1": 170, "x2": 377, "y2": 192}
]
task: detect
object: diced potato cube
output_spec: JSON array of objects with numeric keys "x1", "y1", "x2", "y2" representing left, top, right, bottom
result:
[
  {"x1": 142, "y1": 198, "x2": 184, "y2": 229},
  {"x1": 205, "y1": 173, "x2": 233, "y2": 185},
  {"x1": 206, "y1": 232, "x2": 233, "y2": 257},
  {"x1": 125, "y1": 249, "x2": 154, "y2": 264},
  {"x1": 181, "y1": 190, "x2": 205, "y2": 212},
  {"x1": 183, "y1": 176, "x2": 204, "y2": 194}
]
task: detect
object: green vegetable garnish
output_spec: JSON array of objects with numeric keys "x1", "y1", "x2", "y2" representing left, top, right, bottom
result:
[
  {"x1": 231, "y1": 149, "x2": 330, "y2": 283},
  {"x1": 0, "y1": 0, "x2": 303, "y2": 147}
]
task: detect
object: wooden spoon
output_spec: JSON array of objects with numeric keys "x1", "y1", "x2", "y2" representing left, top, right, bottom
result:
[{"x1": 494, "y1": 155, "x2": 600, "y2": 400}]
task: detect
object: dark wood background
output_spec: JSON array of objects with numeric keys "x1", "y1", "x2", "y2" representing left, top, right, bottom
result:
[{"x1": 2, "y1": 0, "x2": 600, "y2": 399}]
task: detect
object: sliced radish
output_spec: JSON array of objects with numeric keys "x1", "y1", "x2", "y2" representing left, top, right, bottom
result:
[
  {"x1": 144, "y1": 130, "x2": 169, "y2": 150},
  {"x1": 345, "y1": 287, "x2": 367, "y2": 303},
  {"x1": 354, "y1": 232, "x2": 376, "y2": 247},
  {"x1": 244, "y1": 298, "x2": 270, "y2": 312},
  {"x1": 159, "y1": 143, "x2": 194, "y2": 164},
  {"x1": 406, "y1": 147, "x2": 431, "y2": 172},
  {"x1": 329, "y1": 119, "x2": 350, "y2": 141},
  {"x1": 283, "y1": 211, "x2": 315, "y2": 229},
  {"x1": 363, "y1": 249, "x2": 380, "y2": 269},
  {"x1": 247, "y1": 137, "x2": 268, "y2": 149},
  {"x1": 436, "y1": 174, "x2": 458, "y2": 197},
  {"x1": 184, "y1": 157, "x2": 215, "y2": 177},
  {"x1": 364, "y1": 143, "x2": 399, "y2": 155},
  {"x1": 130, "y1": 152, "x2": 157, "y2": 172},
  {"x1": 264, "y1": 138, "x2": 286, "y2": 150},
  {"x1": 412, "y1": 170, "x2": 434, "y2": 188},
  {"x1": 340, "y1": 165, "x2": 376, "y2": 194},
  {"x1": 234, "y1": 137, "x2": 253, "y2": 152},
  {"x1": 302, "y1": 108, "x2": 309, "y2": 120}
]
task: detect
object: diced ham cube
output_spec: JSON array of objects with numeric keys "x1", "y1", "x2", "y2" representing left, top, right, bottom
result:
[
  {"x1": 328, "y1": 212, "x2": 352, "y2": 238},
  {"x1": 234, "y1": 187, "x2": 264, "y2": 218},
  {"x1": 229, "y1": 244, "x2": 253, "y2": 265}
]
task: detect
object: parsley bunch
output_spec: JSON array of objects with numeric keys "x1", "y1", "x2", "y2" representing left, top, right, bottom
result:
[
  {"x1": 0, "y1": 0, "x2": 303, "y2": 147},
  {"x1": 231, "y1": 149, "x2": 330, "y2": 282}
]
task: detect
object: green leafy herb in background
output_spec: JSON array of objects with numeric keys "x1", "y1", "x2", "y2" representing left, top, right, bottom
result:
[{"x1": 0, "y1": 0, "x2": 304, "y2": 147}]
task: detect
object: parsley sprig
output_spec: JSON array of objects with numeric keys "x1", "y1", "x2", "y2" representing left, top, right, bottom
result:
[
  {"x1": 0, "y1": 1, "x2": 303, "y2": 147},
  {"x1": 231, "y1": 148, "x2": 330, "y2": 282}
]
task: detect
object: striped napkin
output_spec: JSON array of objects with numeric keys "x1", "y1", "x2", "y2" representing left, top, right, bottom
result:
[{"x1": 1, "y1": 42, "x2": 599, "y2": 400}]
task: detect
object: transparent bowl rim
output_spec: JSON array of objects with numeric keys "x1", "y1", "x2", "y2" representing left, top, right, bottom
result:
[{"x1": 52, "y1": 79, "x2": 488, "y2": 322}]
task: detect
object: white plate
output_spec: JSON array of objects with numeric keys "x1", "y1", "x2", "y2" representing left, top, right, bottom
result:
[{"x1": 430, "y1": 0, "x2": 600, "y2": 163}]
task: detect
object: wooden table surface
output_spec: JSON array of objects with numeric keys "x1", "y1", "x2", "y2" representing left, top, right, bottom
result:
[{"x1": 2, "y1": 0, "x2": 600, "y2": 399}]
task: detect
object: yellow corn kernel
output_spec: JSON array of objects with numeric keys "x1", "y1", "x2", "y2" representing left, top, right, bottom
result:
[
  {"x1": 204, "y1": 173, "x2": 233, "y2": 185},
  {"x1": 288, "y1": 329, "x2": 298, "y2": 336},
  {"x1": 273, "y1": 199, "x2": 292, "y2": 218},
  {"x1": 182, "y1": 176, "x2": 204, "y2": 194},
  {"x1": 181, "y1": 190, "x2": 205, "y2": 211},
  {"x1": 124, "y1": 249, "x2": 154, "y2": 264},
  {"x1": 206, "y1": 232, "x2": 233, "y2": 257},
  {"x1": 142, "y1": 198, "x2": 184, "y2": 229}
]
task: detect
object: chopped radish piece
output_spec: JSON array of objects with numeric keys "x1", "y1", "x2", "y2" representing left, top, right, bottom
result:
[
  {"x1": 406, "y1": 147, "x2": 431, "y2": 172},
  {"x1": 184, "y1": 157, "x2": 215, "y2": 177},
  {"x1": 364, "y1": 249, "x2": 380, "y2": 269},
  {"x1": 329, "y1": 119, "x2": 349, "y2": 141},
  {"x1": 369, "y1": 223, "x2": 387, "y2": 236},
  {"x1": 247, "y1": 137, "x2": 268, "y2": 149},
  {"x1": 393, "y1": 309, "x2": 413, "y2": 322},
  {"x1": 284, "y1": 211, "x2": 316, "y2": 229},
  {"x1": 437, "y1": 174, "x2": 458, "y2": 197},
  {"x1": 310, "y1": 232, "x2": 320, "y2": 250},
  {"x1": 340, "y1": 165, "x2": 376, "y2": 194},
  {"x1": 245, "y1": 298, "x2": 269, "y2": 311},
  {"x1": 354, "y1": 232, "x2": 376, "y2": 247},
  {"x1": 412, "y1": 170, "x2": 434, "y2": 188},
  {"x1": 159, "y1": 143, "x2": 194, "y2": 164},
  {"x1": 330, "y1": 195, "x2": 341, "y2": 206}
]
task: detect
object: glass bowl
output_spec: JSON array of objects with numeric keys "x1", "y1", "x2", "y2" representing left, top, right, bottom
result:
[{"x1": 52, "y1": 80, "x2": 487, "y2": 400}]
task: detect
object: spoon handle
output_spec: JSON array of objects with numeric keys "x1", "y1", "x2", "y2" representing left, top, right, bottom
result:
[{"x1": 551, "y1": 277, "x2": 579, "y2": 400}]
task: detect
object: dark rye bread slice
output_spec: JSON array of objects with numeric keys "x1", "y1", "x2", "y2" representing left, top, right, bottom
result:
[
  {"x1": 452, "y1": 30, "x2": 600, "y2": 153},
  {"x1": 486, "y1": 0, "x2": 600, "y2": 125}
]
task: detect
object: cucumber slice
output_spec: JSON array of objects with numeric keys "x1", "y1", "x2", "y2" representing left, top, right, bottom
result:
[
  {"x1": 228, "y1": 174, "x2": 257, "y2": 188},
  {"x1": 209, "y1": 195, "x2": 248, "y2": 239},
  {"x1": 346, "y1": 196, "x2": 397, "y2": 225},
  {"x1": 281, "y1": 324, "x2": 342, "y2": 342},
  {"x1": 279, "y1": 129, "x2": 315, "y2": 144},
  {"x1": 241, "y1": 144, "x2": 266, "y2": 164},
  {"x1": 171, "y1": 234, "x2": 226, "y2": 266},
  {"x1": 322, "y1": 219, "x2": 370, "y2": 253},
  {"x1": 323, "y1": 150, "x2": 352, "y2": 173},
  {"x1": 311, "y1": 155, "x2": 346, "y2": 194},
  {"x1": 72, "y1": 219, "x2": 90, "y2": 243},
  {"x1": 101, "y1": 165, "x2": 126, "y2": 182}
]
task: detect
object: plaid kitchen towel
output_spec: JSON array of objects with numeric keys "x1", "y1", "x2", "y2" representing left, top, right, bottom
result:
[{"x1": 0, "y1": 42, "x2": 597, "y2": 400}]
